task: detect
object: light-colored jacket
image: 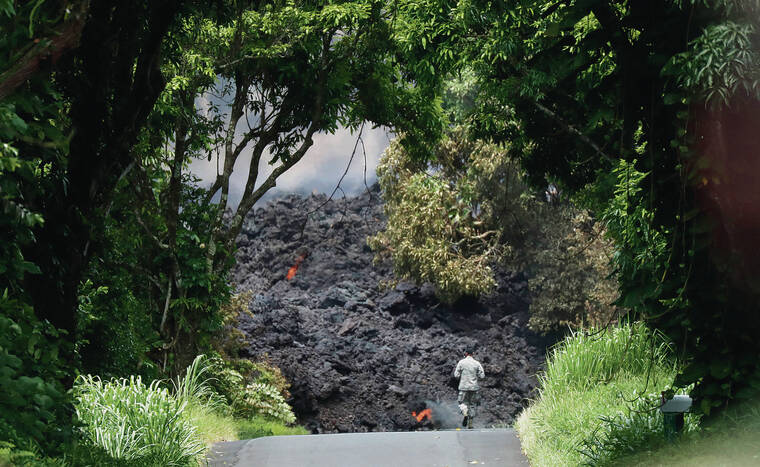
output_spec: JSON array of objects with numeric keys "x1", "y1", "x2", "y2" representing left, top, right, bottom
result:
[{"x1": 454, "y1": 356, "x2": 485, "y2": 391}]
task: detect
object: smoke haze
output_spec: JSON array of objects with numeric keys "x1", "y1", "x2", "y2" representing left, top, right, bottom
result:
[{"x1": 189, "y1": 124, "x2": 391, "y2": 208}]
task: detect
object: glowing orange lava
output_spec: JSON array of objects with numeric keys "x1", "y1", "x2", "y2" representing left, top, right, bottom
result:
[
  {"x1": 286, "y1": 253, "x2": 307, "y2": 280},
  {"x1": 411, "y1": 408, "x2": 432, "y2": 422}
]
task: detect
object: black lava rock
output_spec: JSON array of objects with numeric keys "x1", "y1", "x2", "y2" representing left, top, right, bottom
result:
[{"x1": 232, "y1": 185, "x2": 545, "y2": 433}]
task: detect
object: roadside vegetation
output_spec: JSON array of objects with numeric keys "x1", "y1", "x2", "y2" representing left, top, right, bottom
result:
[
  {"x1": 517, "y1": 321, "x2": 760, "y2": 466},
  {"x1": 0, "y1": 355, "x2": 306, "y2": 466},
  {"x1": 612, "y1": 398, "x2": 760, "y2": 466},
  {"x1": 1, "y1": 0, "x2": 439, "y2": 461},
  {"x1": 516, "y1": 322, "x2": 699, "y2": 467}
]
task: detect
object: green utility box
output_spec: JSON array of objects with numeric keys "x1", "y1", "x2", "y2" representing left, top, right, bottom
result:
[{"x1": 660, "y1": 394, "x2": 692, "y2": 441}]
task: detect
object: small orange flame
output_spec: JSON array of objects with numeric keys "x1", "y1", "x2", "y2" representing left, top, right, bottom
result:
[
  {"x1": 411, "y1": 408, "x2": 432, "y2": 422},
  {"x1": 286, "y1": 253, "x2": 307, "y2": 280}
]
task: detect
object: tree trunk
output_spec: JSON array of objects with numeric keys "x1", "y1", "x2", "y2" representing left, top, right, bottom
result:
[{"x1": 23, "y1": 1, "x2": 180, "y2": 374}]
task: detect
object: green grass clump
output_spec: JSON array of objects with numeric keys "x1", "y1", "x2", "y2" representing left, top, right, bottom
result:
[
  {"x1": 184, "y1": 408, "x2": 308, "y2": 448},
  {"x1": 540, "y1": 322, "x2": 671, "y2": 393},
  {"x1": 71, "y1": 355, "x2": 307, "y2": 466},
  {"x1": 73, "y1": 375, "x2": 205, "y2": 466},
  {"x1": 183, "y1": 403, "x2": 237, "y2": 448},
  {"x1": 516, "y1": 322, "x2": 681, "y2": 467}
]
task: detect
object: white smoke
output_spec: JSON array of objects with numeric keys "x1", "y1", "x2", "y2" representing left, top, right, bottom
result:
[
  {"x1": 425, "y1": 400, "x2": 465, "y2": 430},
  {"x1": 189, "y1": 125, "x2": 391, "y2": 208}
]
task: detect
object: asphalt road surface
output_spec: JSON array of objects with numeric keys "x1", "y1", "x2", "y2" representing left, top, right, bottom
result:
[{"x1": 206, "y1": 429, "x2": 529, "y2": 467}]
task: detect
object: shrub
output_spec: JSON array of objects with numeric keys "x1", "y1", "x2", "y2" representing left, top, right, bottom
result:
[
  {"x1": 250, "y1": 359, "x2": 291, "y2": 400},
  {"x1": 368, "y1": 133, "x2": 504, "y2": 303},
  {"x1": 237, "y1": 383, "x2": 296, "y2": 425},
  {"x1": 0, "y1": 296, "x2": 68, "y2": 453},
  {"x1": 73, "y1": 375, "x2": 205, "y2": 466},
  {"x1": 516, "y1": 322, "x2": 682, "y2": 467},
  {"x1": 212, "y1": 291, "x2": 254, "y2": 359},
  {"x1": 203, "y1": 354, "x2": 296, "y2": 423},
  {"x1": 525, "y1": 208, "x2": 620, "y2": 332},
  {"x1": 204, "y1": 356, "x2": 247, "y2": 407},
  {"x1": 371, "y1": 130, "x2": 619, "y2": 328},
  {"x1": 0, "y1": 440, "x2": 64, "y2": 467}
]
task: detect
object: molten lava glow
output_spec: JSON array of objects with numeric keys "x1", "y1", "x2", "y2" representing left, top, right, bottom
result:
[
  {"x1": 286, "y1": 253, "x2": 307, "y2": 280},
  {"x1": 411, "y1": 408, "x2": 432, "y2": 422}
]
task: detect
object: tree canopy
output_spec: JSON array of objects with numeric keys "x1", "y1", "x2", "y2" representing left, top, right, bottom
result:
[
  {"x1": 400, "y1": 0, "x2": 760, "y2": 414},
  {"x1": 0, "y1": 0, "x2": 443, "y2": 450},
  {"x1": 2, "y1": 0, "x2": 760, "y2": 456},
  {"x1": 370, "y1": 126, "x2": 619, "y2": 331}
]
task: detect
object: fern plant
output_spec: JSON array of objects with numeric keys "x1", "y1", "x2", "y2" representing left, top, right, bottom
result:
[{"x1": 237, "y1": 383, "x2": 297, "y2": 425}]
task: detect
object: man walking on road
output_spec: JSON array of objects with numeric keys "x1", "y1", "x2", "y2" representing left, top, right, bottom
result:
[{"x1": 454, "y1": 349, "x2": 485, "y2": 429}]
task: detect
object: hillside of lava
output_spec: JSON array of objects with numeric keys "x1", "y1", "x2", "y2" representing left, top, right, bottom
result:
[{"x1": 232, "y1": 186, "x2": 548, "y2": 433}]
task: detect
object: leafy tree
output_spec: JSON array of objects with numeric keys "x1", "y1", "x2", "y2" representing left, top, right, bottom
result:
[
  {"x1": 109, "y1": 0, "x2": 446, "y2": 371},
  {"x1": 0, "y1": 0, "x2": 232, "y2": 452},
  {"x1": 0, "y1": 0, "x2": 447, "y2": 458},
  {"x1": 369, "y1": 134, "x2": 502, "y2": 303},
  {"x1": 371, "y1": 126, "x2": 619, "y2": 330},
  {"x1": 0, "y1": 1, "x2": 84, "y2": 451},
  {"x1": 1, "y1": 1, "x2": 190, "y2": 371},
  {"x1": 1, "y1": 0, "x2": 448, "y2": 399}
]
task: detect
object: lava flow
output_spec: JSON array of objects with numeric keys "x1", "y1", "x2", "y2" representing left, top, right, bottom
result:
[
  {"x1": 411, "y1": 408, "x2": 432, "y2": 422},
  {"x1": 286, "y1": 252, "x2": 307, "y2": 280}
]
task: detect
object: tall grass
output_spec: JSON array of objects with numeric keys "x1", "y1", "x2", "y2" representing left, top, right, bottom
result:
[
  {"x1": 540, "y1": 322, "x2": 671, "y2": 393},
  {"x1": 73, "y1": 375, "x2": 205, "y2": 466},
  {"x1": 72, "y1": 354, "x2": 307, "y2": 466},
  {"x1": 174, "y1": 355, "x2": 215, "y2": 405},
  {"x1": 516, "y1": 322, "x2": 682, "y2": 467}
]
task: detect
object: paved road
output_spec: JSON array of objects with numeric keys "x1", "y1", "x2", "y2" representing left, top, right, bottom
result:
[{"x1": 206, "y1": 429, "x2": 529, "y2": 467}]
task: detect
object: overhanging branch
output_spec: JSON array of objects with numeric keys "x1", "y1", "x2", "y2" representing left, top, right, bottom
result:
[
  {"x1": 0, "y1": 1, "x2": 89, "y2": 101},
  {"x1": 534, "y1": 101, "x2": 615, "y2": 163}
]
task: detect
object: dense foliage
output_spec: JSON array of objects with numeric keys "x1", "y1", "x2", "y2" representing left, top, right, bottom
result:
[
  {"x1": 516, "y1": 322, "x2": 695, "y2": 467},
  {"x1": 0, "y1": 296, "x2": 68, "y2": 452},
  {"x1": 204, "y1": 355, "x2": 296, "y2": 425},
  {"x1": 369, "y1": 134, "x2": 503, "y2": 303},
  {"x1": 399, "y1": 0, "x2": 760, "y2": 414},
  {"x1": 371, "y1": 127, "x2": 619, "y2": 331},
  {"x1": 0, "y1": 0, "x2": 443, "y2": 457}
]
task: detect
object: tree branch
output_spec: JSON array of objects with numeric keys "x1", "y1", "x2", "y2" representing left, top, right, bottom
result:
[
  {"x1": 159, "y1": 277, "x2": 172, "y2": 334},
  {"x1": 133, "y1": 208, "x2": 169, "y2": 250},
  {"x1": 0, "y1": 1, "x2": 89, "y2": 101},
  {"x1": 534, "y1": 101, "x2": 615, "y2": 162}
]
